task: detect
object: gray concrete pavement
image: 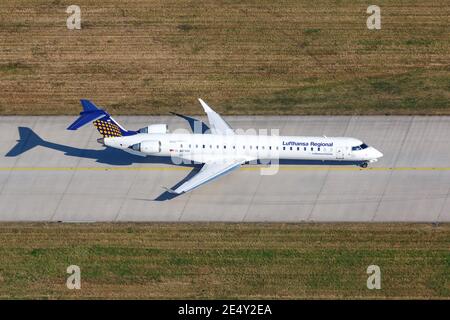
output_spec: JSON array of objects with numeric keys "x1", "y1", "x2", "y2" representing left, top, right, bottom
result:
[{"x1": 0, "y1": 116, "x2": 449, "y2": 222}]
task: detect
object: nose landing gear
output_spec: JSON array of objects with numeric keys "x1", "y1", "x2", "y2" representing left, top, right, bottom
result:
[{"x1": 359, "y1": 162, "x2": 368, "y2": 168}]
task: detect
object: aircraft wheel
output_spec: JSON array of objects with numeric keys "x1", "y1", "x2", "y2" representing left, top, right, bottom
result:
[{"x1": 360, "y1": 162, "x2": 368, "y2": 168}]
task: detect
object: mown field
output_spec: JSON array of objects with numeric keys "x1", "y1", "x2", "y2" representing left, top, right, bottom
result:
[
  {"x1": 0, "y1": 0, "x2": 449, "y2": 115},
  {"x1": 0, "y1": 223, "x2": 448, "y2": 299}
]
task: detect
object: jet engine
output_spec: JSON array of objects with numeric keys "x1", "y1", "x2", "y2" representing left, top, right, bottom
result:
[
  {"x1": 130, "y1": 140, "x2": 161, "y2": 154},
  {"x1": 138, "y1": 124, "x2": 168, "y2": 134}
]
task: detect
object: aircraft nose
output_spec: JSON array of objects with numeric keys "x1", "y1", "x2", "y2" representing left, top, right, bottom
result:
[{"x1": 373, "y1": 148, "x2": 383, "y2": 158}]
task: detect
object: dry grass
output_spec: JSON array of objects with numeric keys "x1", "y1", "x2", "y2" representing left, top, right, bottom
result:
[
  {"x1": 0, "y1": 223, "x2": 448, "y2": 299},
  {"x1": 0, "y1": 0, "x2": 448, "y2": 115}
]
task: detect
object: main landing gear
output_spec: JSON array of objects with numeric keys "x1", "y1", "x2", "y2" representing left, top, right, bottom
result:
[{"x1": 359, "y1": 162, "x2": 368, "y2": 168}]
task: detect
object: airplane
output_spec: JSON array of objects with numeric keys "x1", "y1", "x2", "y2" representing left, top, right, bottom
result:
[{"x1": 67, "y1": 99, "x2": 383, "y2": 195}]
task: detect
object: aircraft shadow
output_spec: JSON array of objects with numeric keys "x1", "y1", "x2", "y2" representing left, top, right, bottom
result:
[
  {"x1": 152, "y1": 165, "x2": 203, "y2": 201},
  {"x1": 171, "y1": 112, "x2": 210, "y2": 134},
  {"x1": 5, "y1": 126, "x2": 205, "y2": 201},
  {"x1": 5, "y1": 126, "x2": 198, "y2": 167}
]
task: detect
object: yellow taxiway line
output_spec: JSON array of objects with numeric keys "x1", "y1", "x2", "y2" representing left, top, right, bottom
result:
[{"x1": 0, "y1": 167, "x2": 449, "y2": 171}]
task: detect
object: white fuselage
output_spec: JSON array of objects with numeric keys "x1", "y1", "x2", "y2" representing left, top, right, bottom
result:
[{"x1": 103, "y1": 133, "x2": 383, "y2": 164}]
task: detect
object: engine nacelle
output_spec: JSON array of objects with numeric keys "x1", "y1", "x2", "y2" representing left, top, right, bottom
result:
[
  {"x1": 139, "y1": 124, "x2": 168, "y2": 134},
  {"x1": 130, "y1": 140, "x2": 161, "y2": 154}
]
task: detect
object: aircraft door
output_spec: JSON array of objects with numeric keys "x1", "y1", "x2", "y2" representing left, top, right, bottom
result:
[{"x1": 336, "y1": 147, "x2": 344, "y2": 159}]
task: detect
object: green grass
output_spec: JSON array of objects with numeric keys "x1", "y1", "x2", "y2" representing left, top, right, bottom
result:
[
  {"x1": 222, "y1": 69, "x2": 450, "y2": 115},
  {"x1": 0, "y1": 62, "x2": 32, "y2": 74},
  {"x1": 0, "y1": 223, "x2": 448, "y2": 299},
  {"x1": 404, "y1": 39, "x2": 434, "y2": 46},
  {"x1": 303, "y1": 28, "x2": 321, "y2": 36}
]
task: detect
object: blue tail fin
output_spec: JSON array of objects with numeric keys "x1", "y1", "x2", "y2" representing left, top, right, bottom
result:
[{"x1": 67, "y1": 100, "x2": 134, "y2": 137}]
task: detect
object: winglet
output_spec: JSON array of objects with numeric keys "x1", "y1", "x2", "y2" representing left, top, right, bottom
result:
[
  {"x1": 198, "y1": 98, "x2": 213, "y2": 112},
  {"x1": 197, "y1": 98, "x2": 234, "y2": 135},
  {"x1": 162, "y1": 187, "x2": 180, "y2": 194}
]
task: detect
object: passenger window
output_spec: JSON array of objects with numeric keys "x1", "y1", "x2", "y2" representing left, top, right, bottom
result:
[
  {"x1": 224, "y1": 145, "x2": 226, "y2": 149},
  {"x1": 290, "y1": 147, "x2": 293, "y2": 151},
  {"x1": 203, "y1": 145, "x2": 205, "y2": 148},
  {"x1": 304, "y1": 147, "x2": 306, "y2": 151},
  {"x1": 269, "y1": 146, "x2": 272, "y2": 150},
  {"x1": 318, "y1": 147, "x2": 320, "y2": 151},
  {"x1": 180, "y1": 144, "x2": 183, "y2": 148}
]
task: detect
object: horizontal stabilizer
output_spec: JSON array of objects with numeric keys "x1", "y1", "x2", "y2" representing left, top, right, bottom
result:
[
  {"x1": 80, "y1": 99, "x2": 100, "y2": 112},
  {"x1": 67, "y1": 99, "x2": 106, "y2": 131},
  {"x1": 67, "y1": 110, "x2": 105, "y2": 130},
  {"x1": 67, "y1": 99, "x2": 134, "y2": 137}
]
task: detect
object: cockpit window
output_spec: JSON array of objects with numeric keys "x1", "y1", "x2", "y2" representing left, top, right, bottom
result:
[{"x1": 352, "y1": 143, "x2": 369, "y2": 151}]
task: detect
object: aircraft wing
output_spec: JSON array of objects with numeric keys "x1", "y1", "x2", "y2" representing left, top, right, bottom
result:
[
  {"x1": 198, "y1": 98, "x2": 234, "y2": 135},
  {"x1": 166, "y1": 159, "x2": 243, "y2": 194}
]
